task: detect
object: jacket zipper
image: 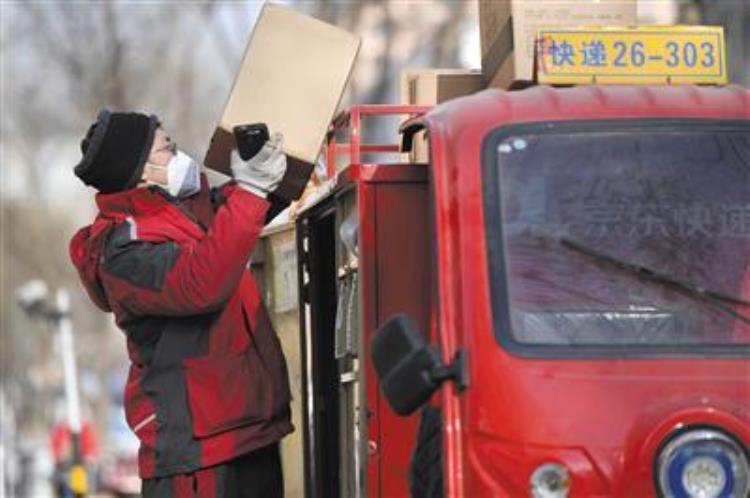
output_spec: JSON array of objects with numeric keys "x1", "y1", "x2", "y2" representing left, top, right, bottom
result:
[
  {"x1": 149, "y1": 185, "x2": 208, "y2": 232},
  {"x1": 132, "y1": 413, "x2": 156, "y2": 433}
]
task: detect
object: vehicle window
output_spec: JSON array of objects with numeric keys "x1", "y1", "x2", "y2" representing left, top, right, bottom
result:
[{"x1": 486, "y1": 123, "x2": 750, "y2": 348}]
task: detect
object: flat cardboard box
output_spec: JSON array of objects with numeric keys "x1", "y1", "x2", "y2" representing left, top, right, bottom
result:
[
  {"x1": 399, "y1": 69, "x2": 484, "y2": 162},
  {"x1": 204, "y1": 3, "x2": 361, "y2": 200},
  {"x1": 479, "y1": 0, "x2": 637, "y2": 88}
]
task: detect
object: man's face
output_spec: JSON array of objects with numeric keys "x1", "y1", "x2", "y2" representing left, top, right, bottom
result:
[{"x1": 141, "y1": 127, "x2": 176, "y2": 185}]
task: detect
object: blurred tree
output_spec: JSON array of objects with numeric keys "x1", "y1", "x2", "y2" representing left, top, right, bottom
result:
[
  {"x1": 1, "y1": 0, "x2": 248, "y2": 443},
  {"x1": 1, "y1": 0, "x2": 478, "y2": 446},
  {"x1": 1, "y1": 200, "x2": 117, "y2": 439},
  {"x1": 305, "y1": 0, "x2": 472, "y2": 102},
  {"x1": 3, "y1": 1, "x2": 238, "y2": 195},
  {"x1": 302, "y1": 0, "x2": 475, "y2": 145}
]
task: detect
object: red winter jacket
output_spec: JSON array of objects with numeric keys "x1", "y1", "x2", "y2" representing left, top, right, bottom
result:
[{"x1": 69, "y1": 175, "x2": 293, "y2": 478}]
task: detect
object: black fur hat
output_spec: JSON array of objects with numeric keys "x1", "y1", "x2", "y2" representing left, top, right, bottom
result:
[{"x1": 74, "y1": 109, "x2": 159, "y2": 193}]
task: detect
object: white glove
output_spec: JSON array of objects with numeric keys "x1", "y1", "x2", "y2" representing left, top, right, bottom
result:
[{"x1": 231, "y1": 132, "x2": 287, "y2": 198}]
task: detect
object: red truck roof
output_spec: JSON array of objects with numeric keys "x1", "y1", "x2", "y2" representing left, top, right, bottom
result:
[{"x1": 427, "y1": 84, "x2": 749, "y2": 132}]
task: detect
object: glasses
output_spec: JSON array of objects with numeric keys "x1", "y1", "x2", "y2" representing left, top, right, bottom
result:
[{"x1": 157, "y1": 140, "x2": 177, "y2": 155}]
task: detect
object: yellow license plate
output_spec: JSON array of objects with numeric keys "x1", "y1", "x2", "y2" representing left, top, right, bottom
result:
[{"x1": 536, "y1": 26, "x2": 727, "y2": 85}]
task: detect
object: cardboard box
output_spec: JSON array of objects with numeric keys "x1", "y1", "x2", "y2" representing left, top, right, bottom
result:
[
  {"x1": 204, "y1": 3, "x2": 361, "y2": 200},
  {"x1": 399, "y1": 69, "x2": 484, "y2": 162},
  {"x1": 479, "y1": 0, "x2": 637, "y2": 88}
]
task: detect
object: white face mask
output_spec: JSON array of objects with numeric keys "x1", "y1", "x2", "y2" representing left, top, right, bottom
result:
[{"x1": 149, "y1": 150, "x2": 201, "y2": 199}]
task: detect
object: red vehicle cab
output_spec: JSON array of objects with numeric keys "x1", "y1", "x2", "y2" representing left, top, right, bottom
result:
[{"x1": 297, "y1": 85, "x2": 750, "y2": 498}]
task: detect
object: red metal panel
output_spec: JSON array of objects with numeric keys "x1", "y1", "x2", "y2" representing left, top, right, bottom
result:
[
  {"x1": 374, "y1": 182, "x2": 430, "y2": 498},
  {"x1": 355, "y1": 166, "x2": 430, "y2": 498},
  {"x1": 336, "y1": 164, "x2": 428, "y2": 189},
  {"x1": 427, "y1": 122, "x2": 466, "y2": 498},
  {"x1": 357, "y1": 180, "x2": 381, "y2": 498}
]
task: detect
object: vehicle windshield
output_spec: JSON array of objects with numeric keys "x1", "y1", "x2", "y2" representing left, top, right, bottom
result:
[{"x1": 485, "y1": 122, "x2": 750, "y2": 349}]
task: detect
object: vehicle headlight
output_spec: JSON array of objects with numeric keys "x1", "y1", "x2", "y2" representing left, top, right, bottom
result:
[
  {"x1": 530, "y1": 463, "x2": 571, "y2": 498},
  {"x1": 657, "y1": 428, "x2": 749, "y2": 498}
]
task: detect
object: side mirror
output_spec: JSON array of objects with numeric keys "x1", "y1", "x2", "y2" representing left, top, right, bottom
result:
[{"x1": 371, "y1": 314, "x2": 466, "y2": 416}]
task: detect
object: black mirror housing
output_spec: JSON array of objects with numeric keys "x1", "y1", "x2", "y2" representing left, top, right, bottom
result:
[{"x1": 371, "y1": 314, "x2": 441, "y2": 416}]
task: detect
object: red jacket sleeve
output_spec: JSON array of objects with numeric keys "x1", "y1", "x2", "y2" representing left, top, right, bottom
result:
[{"x1": 100, "y1": 188, "x2": 268, "y2": 316}]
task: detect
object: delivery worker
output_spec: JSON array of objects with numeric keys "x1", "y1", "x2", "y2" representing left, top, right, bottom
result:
[{"x1": 69, "y1": 110, "x2": 293, "y2": 498}]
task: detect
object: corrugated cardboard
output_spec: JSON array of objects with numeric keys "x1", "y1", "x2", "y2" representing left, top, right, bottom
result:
[
  {"x1": 204, "y1": 3, "x2": 361, "y2": 199},
  {"x1": 479, "y1": 0, "x2": 637, "y2": 88},
  {"x1": 399, "y1": 69, "x2": 484, "y2": 162}
]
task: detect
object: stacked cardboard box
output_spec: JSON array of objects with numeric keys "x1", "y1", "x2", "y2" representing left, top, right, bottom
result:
[
  {"x1": 479, "y1": 0, "x2": 637, "y2": 88},
  {"x1": 399, "y1": 69, "x2": 485, "y2": 162},
  {"x1": 399, "y1": 1, "x2": 636, "y2": 161}
]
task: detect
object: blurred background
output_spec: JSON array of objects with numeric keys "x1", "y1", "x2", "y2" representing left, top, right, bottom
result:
[{"x1": 1, "y1": 1, "x2": 748, "y2": 496}]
